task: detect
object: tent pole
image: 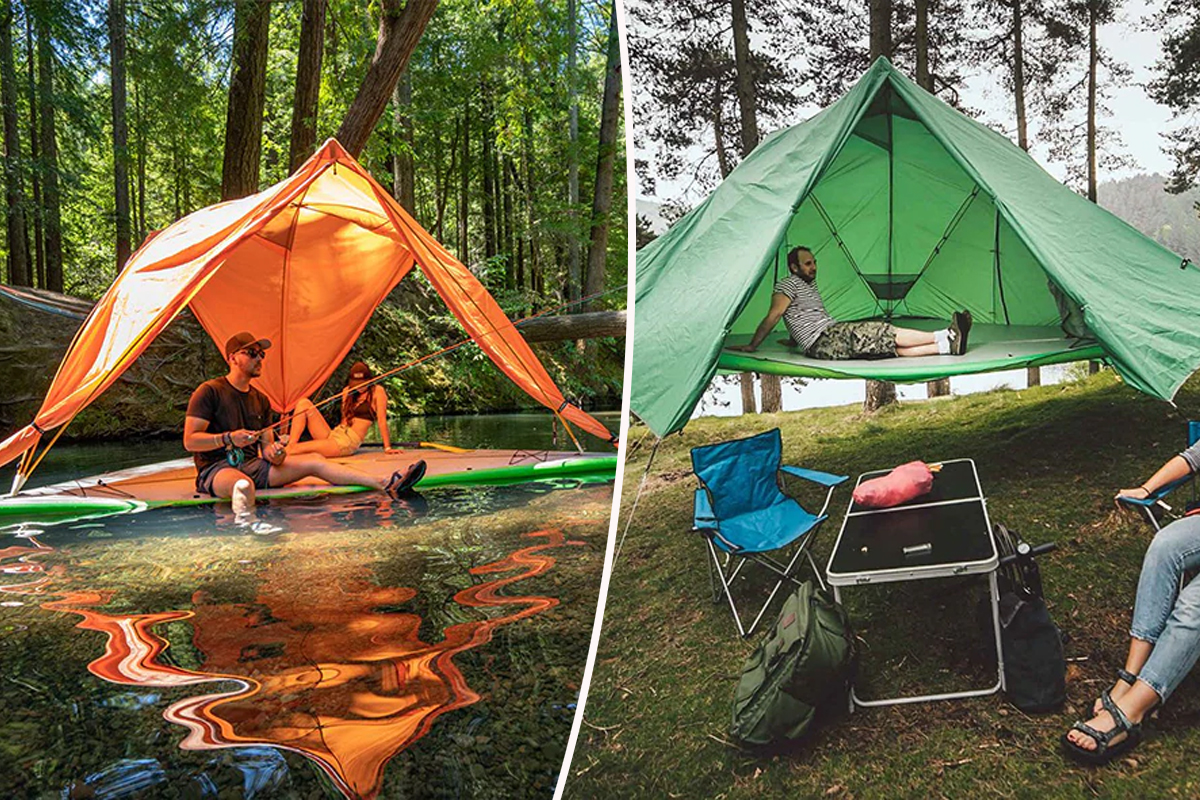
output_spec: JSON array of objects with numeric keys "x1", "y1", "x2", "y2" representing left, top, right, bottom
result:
[
  {"x1": 994, "y1": 207, "x2": 1011, "y2": 324},
  {"x1": 886, "y1": 94, "x2": 894, "y2": 319},
  {"x1": 811, "y1": 196, "x2": 883, "y2": 318},
  {"x1": 613, "y1": 435, "x2": 663, "y2": 568}
]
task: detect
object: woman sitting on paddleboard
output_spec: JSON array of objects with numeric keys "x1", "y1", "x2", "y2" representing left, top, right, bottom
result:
[{"x1": 286, "y1": 361, "x2": 399, "y2": 457}]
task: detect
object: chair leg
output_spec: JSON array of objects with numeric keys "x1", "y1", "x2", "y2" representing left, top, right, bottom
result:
[
  {"x1": 806, "y1": 549, "x2": 827, "y2": 592},
  {"x1": 707, "y1": 539, "x2": 747, "y2": 638},
  {"x1": 745, "y1": 546, "x2": 808, "y2": 637}
]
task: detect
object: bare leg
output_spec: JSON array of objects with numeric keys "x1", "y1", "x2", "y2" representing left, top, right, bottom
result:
[
  {"x1": 287, "y1": 437, "x2": 352, "y2": 457},
  {"x1": 896, "y1": 343, "x2": 941, "y2": 358},
  {"x1": 268, "y1": 453, "x2": 387, "y2": 491},
  {"x1": 1094, "y1": 639, "x2": 1154, "y2": 714},
  {"x1": 288, "y1": 398, "x2": 333, "y2": 443},
  {"x1": 893, "y1": 327, "x2": 938, "y2": 348},
  {"x1": 210, "y1": 469, "x2": 257, "y2": 517}
]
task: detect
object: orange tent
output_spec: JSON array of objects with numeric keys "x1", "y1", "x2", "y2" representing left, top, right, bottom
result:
[{"x1": 0, "y1": 139, "x2": 616, "y2": 482}]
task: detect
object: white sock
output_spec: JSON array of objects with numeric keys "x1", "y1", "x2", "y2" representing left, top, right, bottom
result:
[{"x1": 935, "y1": 328, "x2": 951, "y2": 355}]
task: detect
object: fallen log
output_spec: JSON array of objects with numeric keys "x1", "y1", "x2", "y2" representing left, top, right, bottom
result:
[{"x1": 516, "y1": 310, "x2": 627, "y2": 342}]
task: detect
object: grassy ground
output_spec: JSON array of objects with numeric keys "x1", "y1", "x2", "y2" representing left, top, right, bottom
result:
[{"x1": 569, "y1": 371, "x2": 1200, "y2": 799}]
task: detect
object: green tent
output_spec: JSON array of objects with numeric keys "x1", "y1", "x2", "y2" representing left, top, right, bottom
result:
[{"x1": 633, "y1": 57, "x2": 1200, "y2": 437}]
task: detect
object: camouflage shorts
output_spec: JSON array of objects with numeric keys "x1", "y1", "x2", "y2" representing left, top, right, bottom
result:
[{"x1": 806, "y1": 321, "x2": 897, "y2": 360}]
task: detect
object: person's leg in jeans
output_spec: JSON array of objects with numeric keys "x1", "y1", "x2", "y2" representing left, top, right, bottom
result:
[{"x1": 1068, "y1": 515, "x2": 1200, "y2": 751}]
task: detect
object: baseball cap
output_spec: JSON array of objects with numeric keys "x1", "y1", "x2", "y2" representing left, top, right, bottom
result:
[
  {"x1": 225, "y1": 332, "x2": 272, "y2": 358},
  {"x1": 347, "y1": 361, "x2": 374, "y2": 385}
]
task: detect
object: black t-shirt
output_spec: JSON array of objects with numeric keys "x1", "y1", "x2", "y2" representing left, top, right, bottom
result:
[{"x1": 186, "y1": 377, "x2": 273, "y2": 471}]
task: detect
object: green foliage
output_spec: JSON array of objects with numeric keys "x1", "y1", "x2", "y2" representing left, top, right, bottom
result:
[{"x1": 0, "y1": 0, "x2": 625, "y2": 423}]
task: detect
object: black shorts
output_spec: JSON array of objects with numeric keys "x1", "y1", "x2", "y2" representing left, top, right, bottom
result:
[{"x1": 195, "y1": 457, "x2": 273, "y2": 497}]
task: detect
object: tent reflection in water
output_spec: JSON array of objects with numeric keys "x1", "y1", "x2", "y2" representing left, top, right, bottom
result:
[
  {"x1": 0, "y1": 138, "x2": 616, "y2": 491},
  {"x1": 632, "y1": 57, "x2": 1200, "y2": 437}
]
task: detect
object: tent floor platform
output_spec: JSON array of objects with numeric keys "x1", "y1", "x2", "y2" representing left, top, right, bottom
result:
[
  {"x1": 718, "y1": 322, "x2": 1104, "y2": 383},
  {"x1": 1, "y1": 446, "x2": 617, "y2": 525}
]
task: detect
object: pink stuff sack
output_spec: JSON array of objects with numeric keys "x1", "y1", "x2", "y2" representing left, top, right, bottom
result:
[{"x1": 852, "y1": 461, "x2": 934, "y2": 509}]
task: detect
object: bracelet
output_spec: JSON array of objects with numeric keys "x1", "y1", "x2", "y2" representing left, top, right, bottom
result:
[
  {"x1": 1140, "y1": 485, "x2": 1152, "y2": 496},
  {"x1": 221, "y1": 431, "x2": 232, "y2": 448}
]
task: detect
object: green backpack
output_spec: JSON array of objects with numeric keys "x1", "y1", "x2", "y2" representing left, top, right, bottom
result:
[{"x1": 731, "y1": 581, "x2": 856, "y2": 746}]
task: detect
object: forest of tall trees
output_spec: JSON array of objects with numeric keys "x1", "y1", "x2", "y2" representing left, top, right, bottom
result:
[
  {"x1": 632, "y1": 0, "x2": 1200, "y2": 412},
  {"x1": 0, "y1": 0, "x2": 626, "y2": 324}
]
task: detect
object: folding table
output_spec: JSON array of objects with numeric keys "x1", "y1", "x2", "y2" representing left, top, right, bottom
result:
[{"x1": 825, "y1": 458, "x2": 1004, "y2": 708}]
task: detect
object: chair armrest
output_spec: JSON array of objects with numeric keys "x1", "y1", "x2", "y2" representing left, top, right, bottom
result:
[
  {"x1": 780, "y1": 465, "x2": 848, "y2": 487},
  {"x1": 1117, "y1": 474, "x2": 1194, "y2": 507},
  {"x1": 693, "y1": 487, "x2": 718, "y2": 528}
]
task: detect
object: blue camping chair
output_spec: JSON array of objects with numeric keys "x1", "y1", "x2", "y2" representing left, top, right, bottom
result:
[
  {"x1": 1117, "y1": 421, "x2": 1200, "y2": 531},
  {"x1": 691, "y1": 428, "x2": 847, "y2": 637}
]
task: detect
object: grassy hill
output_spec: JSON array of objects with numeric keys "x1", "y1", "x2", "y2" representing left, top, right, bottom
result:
[{"x1": 570, "y1": 371, "x2": 1200, "y2": 798}]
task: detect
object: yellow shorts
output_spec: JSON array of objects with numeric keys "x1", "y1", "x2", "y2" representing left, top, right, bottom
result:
[{"x1": 328, "y1": 423, "x2": 364, "y2": 457}]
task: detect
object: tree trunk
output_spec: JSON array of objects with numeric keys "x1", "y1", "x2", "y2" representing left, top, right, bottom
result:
[
  {"x1": 24, "y1": 11, "x2": 42, "y2": 287},
  {"x1": 566, "y1": 0, "x2": 581, "y2": 303},
  {"x1": 482, "y1": 85, "x2": 496, "y2": 262},
  {"x1": 503, "y1": 156, "x2": 516, "y2": 290},
  {"x1": 713, "y1": 82, "x2": 731, "y2": 178},
  {"x1": 522, "y1": 101, "x2": 538, "y2": 302},
  {"x1": 1085, "y1": 7, "x2": 1103, "y2": 385},
  {"x1": 1013, "y1": 0, "x2": 1028, "y2": 151},
  {"x1": 1013, "y1": 0, "x2": 1038, "y2": 386},
  {"x1": 289, "y1": 0, "x2": 325, "y2": 172},
  {"x1": 0, "y1": 0, "x2": 30, "y2": 286},
  {"x1": 730, "y1": 0, "x2": 768, "y2": 409},
  {"x1": 865, "y1": 0, "x2": 896, "y2": 412},
  {"x1": 393, "y1": 71, "x2": 415, "y2": 213},
  {"x1": 915, "y1": 0, "x2": 929, "y2": 89},
  {"x1": 584, "y1": 4, "x2": 621, "y2": 310},
  {"x1": 25, "y1": 11, "x2": 41, "y2": 288},
  {"x1": 37, "y1": 11, "x2": 60, "y2": 293},
  {"x1": 864, "y1": 379, "x2": 897, "y2": 412},
  {"x1": 760, "y1": 374, "x2": 783, "y2": 412},
  {"x1": 1086, "y1": 3, "x2": 1097, "y2": 203},
  {"x1": 135, "y1": 82, "x2": 146, "y2": 245},
  {"x1": 870, "y1": 0, "x2": 892, "y2": 60},
  {"x1": 109, "y1": 0, "x2": 131, "y2": 270},
  {"x1": 516, "y1": 310, "x2": 627, "y2": 342},
  {"x1": 458, "y1": 105, "x2": 469, "y2": 266},
  {"x1": 740, "y1": 373, "x2": 757, "y2": 414},
  {"x1": 334, "y1": 0, "x2": 438, "y2": 158},
  {"x1": 221, "y1": 0, "x2": 270, "y2": 201},
  {"x1": 914, "y1": 0, "x2": 947, "y2": 398},
  {"x1": 730, "y1": 0, "x2": 758, "y2": 156}
]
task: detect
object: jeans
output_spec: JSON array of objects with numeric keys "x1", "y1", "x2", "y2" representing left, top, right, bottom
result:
[{"x1": 1130, "y1": 514, "x2": 1200, "y2": 702}]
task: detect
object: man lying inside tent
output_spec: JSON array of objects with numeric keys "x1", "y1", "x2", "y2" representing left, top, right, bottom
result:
[
  {"x1": 729, "y1": 245, "x2": 973, "y2": 360},
  {"x1": 183, "y1": 332, "x2": 426, "y2": 518}
]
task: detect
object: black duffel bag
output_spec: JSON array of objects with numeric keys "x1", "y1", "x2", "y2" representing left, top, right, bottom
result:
[{"x1": 985, "y1": 523, "x2": 1066, "y2": 713}]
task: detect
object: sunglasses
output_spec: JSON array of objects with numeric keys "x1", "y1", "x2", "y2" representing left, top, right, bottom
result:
[{"x1": 239, "y1": 348, "x2": 266, "y2": 360}]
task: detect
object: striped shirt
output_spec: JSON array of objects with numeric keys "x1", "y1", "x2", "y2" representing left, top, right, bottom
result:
[
  {"x1": 1181, "y1": 439, "x2": 1200, "y2": 473},
  {"x1": 775, "y1": 275, "x2": 836, "y2": 351}
]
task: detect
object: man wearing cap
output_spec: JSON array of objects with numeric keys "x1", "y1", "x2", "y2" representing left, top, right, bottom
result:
[
  {"x1": 285, "y1": 360, "x2": 398, "y2": 458},
  {"x1": 183, "y1": 332, "x2": 425, "y2": 519}
]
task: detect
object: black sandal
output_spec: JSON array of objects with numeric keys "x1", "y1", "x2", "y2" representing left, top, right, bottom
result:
[
  {"x1": 1062, "y1": 689, "x2": 1144, "y2": 765},
  {"x1": 385, "y1": 459, "x2": 427, "y2": 499},
  {"x1": 1093, "y1": 668, "x2": 1139, "y2": 715}
]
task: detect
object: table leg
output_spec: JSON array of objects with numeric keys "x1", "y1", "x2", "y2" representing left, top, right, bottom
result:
[{"x1": 844, "y1": 571, "x2": 1005, "y2": 708}]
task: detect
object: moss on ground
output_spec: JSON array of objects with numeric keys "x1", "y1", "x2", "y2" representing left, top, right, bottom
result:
[{"x1": 570, "y1": 371, "x2": 1200, "y2": 799}]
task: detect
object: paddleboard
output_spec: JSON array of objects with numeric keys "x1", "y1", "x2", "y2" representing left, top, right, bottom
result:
[{"x1": 0, "y1": 446, "x2": 616, "y2": 525}]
